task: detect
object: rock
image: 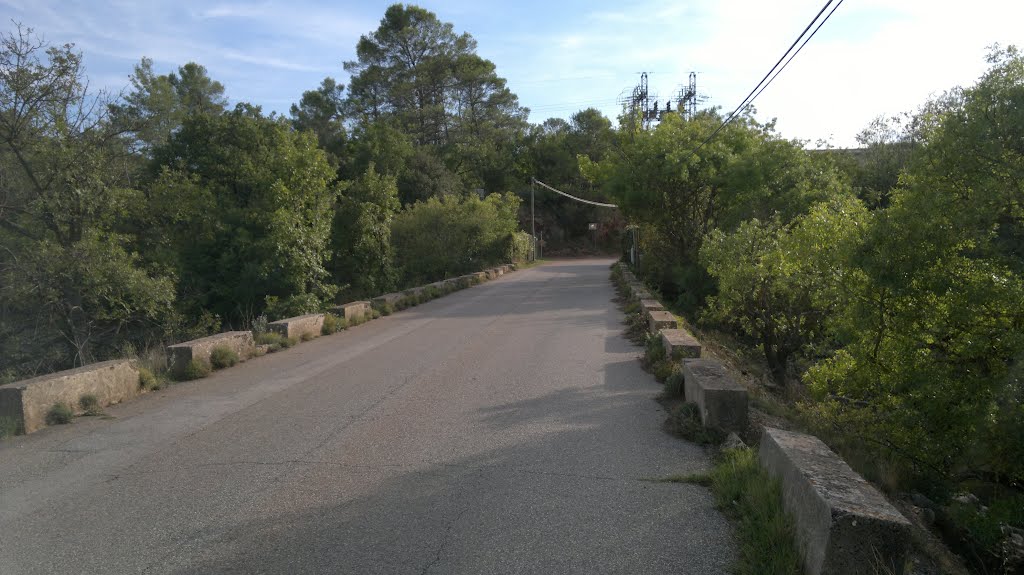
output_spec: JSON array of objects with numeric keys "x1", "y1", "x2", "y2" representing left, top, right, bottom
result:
[
  {"x1": 910, "y1": 492, "x2": 938, "y2": 510},
  {"x1": 721, "y1": 432, "x2": 746, "y2": 451},
  {"x1": 952, "y1": 493, "x2": 980, "y2": 507}
]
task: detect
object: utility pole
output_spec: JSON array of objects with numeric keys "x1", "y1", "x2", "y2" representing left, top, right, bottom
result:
[{"x1": 530, "y1": 178, "x2": 537, "y2": 261}]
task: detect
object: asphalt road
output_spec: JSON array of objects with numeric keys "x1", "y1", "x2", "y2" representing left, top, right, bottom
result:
[{"x1": 0, "y1": 259, "x2": 735, "y2": 574}]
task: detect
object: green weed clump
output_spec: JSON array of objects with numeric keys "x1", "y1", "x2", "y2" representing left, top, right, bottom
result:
[
  {"x1": 181, "y1": 359, "x2": 211, "y2": 380},
  {"x1": 139, "y1": 367, "x2": 159, "y2": 391},
  {"x1": 665, "y1": 402, "x2": 725, "y2": 445},
  {"x1": 321, "y1": 313, "x2": 345, "y2": 335},
  {"x1": 209, "y1": 346, "x2": 239, "y2": 369},
  {"x1": 377, "y1": 302, "x2": 394, "y2": 316},
  {"x1": 79, "y1": 393, "x2": 102, "y2": 416},
  {"x1": 279, "y1": 336, "x2": 299, "y2": 349},
  {"x1": 255, "y1": 332, "x2": 285, "y2": 346},
  {"x1": 708, "y1": 448, "x2": 802, "y2": 575},
  {"x1": 46, "y1": 402, "x2": 73, "y2": 425},
  {"x1": 300, "y1": 332, "x2": 315, "y2": 342},
  {"x1": 663, "y1": 371, "x2": 685, "y2": 398}
]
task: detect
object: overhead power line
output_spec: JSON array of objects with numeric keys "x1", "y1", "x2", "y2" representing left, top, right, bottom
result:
[
  {"x1": 532, "y1": 178, "x2": 618, "y2": 208},
  {"x1": 686, "y1": 0, "x2": 845, "y2": 157}
]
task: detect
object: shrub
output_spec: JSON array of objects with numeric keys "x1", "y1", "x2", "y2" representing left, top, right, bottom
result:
[
  {"x1": 209, "y1": 346, "x2": 240, "y2": 369},
  {"x1": 663, "y1": 371, "x2": 685, "y2": 398},
  {"x1": 666, "y1": 402, "x2": 724, "y2": 445},
  {"x1": 300, "y1": 332, "x2": 315, "y2": 342},
  {"x1": 372, "y1": 309, "x2": 382, "y2": 319},
  {"x1": 79, "y1": 394, "x2": 102, "y2": 416},
  {"x1": 321, "y1": 313, "x2": 343, "y2": 335},
  {"x1": 279, "y1": 336, "x2": 299, "y2": 349},
  {"x1": 644, "y1": 333, "x2": 666, "y2": 364},
  {"x1": 266, "y1": 343, "x2": 282, "y2": 353},
  {"x1": 378, "y1": 303, "x2": 394, "y2": 316},
  {"x1": 181, "y1": 359, "x2": 211, "y2": 380},
  {"x1": 46, "y1": 402, "x2": 73, "y2": 425},
  {"x1": 255, "y1": 332, "x2": 285, "y2": 346},
  {"x1": 139, "y1": 367, "x2": 158, "y2": 391},
  {"x1": 251, "y1": 313, "x2": 269, "y2": 336}
]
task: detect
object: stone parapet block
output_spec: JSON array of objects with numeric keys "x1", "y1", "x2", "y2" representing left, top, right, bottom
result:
[
  {"x1": 648, "y1": 310, "x2": 678, "y2": 333},
  {"x1": 0, "y1": 360, "x2": 140, "y2": 434},
  {"x1": 268, "y1": 313, "x2": 325, "y2": 340},
  {"x1": 758, "y1": 428, "x2": 912, "y2": 575},
  {"x1": 640, "y1": 299, "x2": 666, "y2": 317},
  {"x1": 681, "y1": 358, "x2": 747, "y2": 432},
  {"x1": 335, "y1": 301, "x2": 371, "y2": 322},
  {"x1": 167, "y1": 331, "x2": 255, "y2": 376},
  {"x1": 661, "y1": 329, "x2": 701, "y2": 360}
]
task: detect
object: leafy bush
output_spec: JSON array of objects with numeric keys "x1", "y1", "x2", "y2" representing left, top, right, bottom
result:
[
  {"x1": 251, "y1": 313, "x2": 269, "y2": 336},
  {"x1": 46, "y1": 402, "x2": 73, "y2": 425},
  {"x1": 300, "y1": 332, "x2": 314, "y2": 342},
  {"x1": 263, "y1": 293, "x2": 324, "y2": 322},
  {"x1": 209, "y1": 346, "x2": 239, "y2": 369},
  {"x1": 181, "y1": 359, "x2": 211, "y2": 380},
  {"x1": 391, "y1": 193, "x2": 520, "y2": 286},
  {"x1": 665, "y1": 402, "x2": 725, "y2": 445},
  {"x1": 279, "y1": 336, "x2": 299, "y2": 349},
  {"x1": 79, "y1": 394, "x2": 102, "y2": 416}
]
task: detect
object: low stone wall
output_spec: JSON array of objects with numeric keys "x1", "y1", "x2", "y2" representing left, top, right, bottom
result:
[
  {"x1": 268, "y1": 313, "x2": 325, "y2": 340},
  {"x1": 648, "y1": 310, "x2": 678, "y2": 333},
  {"x1": 371, "y1": 292, "x2": 404, "y2": 308},
  {"x1": 167, "y1": 331, "x2": 255, "y2": 376},
  {"x1": 640, "y1": 299, "x2": 665, "y2": 317},
  {"x1": 660, "y1": 329, "x2": 701, "y2": 360},
  {"x1": 335, "y1": 301, "x2": 371, "y2": 322},
  {"x1": 0, "y1": 360, "x2": 140, "y2": 434},
  {"x1": 681, "y1": 358, "x2": 748, "y2": 432},
  {"x1": 759, "y1": 428, "x2": 912, "y2": 575}
]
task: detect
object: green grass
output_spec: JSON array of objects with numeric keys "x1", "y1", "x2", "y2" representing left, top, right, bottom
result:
[
  {"x1": 139, "y1": 367, "x2": 159, "y2": 391},
  {"x1": 255, "y1": 331, "x2": 285, "y2": 346},
  {"x1": 709, "y1": 447, "x2": 802, "y2": 575},
  {"x1": 79, "y1": 393, "x2": 102, "y2": 416},
  {"x1": 209, "y1": 345, "x2": 239, "y2": 369},
  {"x1": 300, "y1": 332, "x2": 315, "y2": 342},
  {"x1": 662, "y1": 370, "x2": 685, "y2": 398},
  {"x1": 46, "y1": 402, "x2": 73, "y2": 425},
  {"x1": 180, "y1": 358, "x2": 211, "y2": 381},
  {"x1": 321, "y1": 313, "x2": 345, "y2": 335},
  {"x1": 0, "y1": 415, "x2": 20, "y2": 438},
  {"x1": 664, "y1": 401, "x2": 726, "y2": 445}
]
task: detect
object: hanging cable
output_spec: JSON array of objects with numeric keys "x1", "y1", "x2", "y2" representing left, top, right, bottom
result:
[
  {"x1": 685, "y1": 0, "x2": 844, "y2": 158},
  {"x1": 532, "y1": 178, "x2": 618, "y2": 208}
]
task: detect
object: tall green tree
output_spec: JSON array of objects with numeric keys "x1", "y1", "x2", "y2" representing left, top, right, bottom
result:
[
  {"x1": 146, "y1": 105, "x2": 337, "y2": 324},
  {"x1": 0, "y1": 26, "x2": 174, "y2": 374},
  {"x1": 330, "y1": 164, "x2": 400, "y2": 299},
  {"x1": 290, "y1": 77, "x2": 347, "y2": 166}
]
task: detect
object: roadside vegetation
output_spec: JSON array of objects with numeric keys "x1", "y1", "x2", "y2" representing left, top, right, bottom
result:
[{"x1": 601, "y1": 49, "x2": 1024, "y2": 574}]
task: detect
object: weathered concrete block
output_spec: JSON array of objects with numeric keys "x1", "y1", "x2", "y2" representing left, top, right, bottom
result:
[
  {"x1": 335, "y1": 301, "x2": 371, "y2": 322},
  {"x1": 681, "y1": 358, "x2": 747, "y2": 432},
  {"x1": 648, "y1": 310, "x2": 678, "y2": 333},
  {"x1": 661, "y1": 329, "x2": 701, "y2": 360},
  {"x1": 372, "y1": 292, "x2": 404, "y2": 308},
  {"x1": 0, "y1": 360, "x2": 141, "y2": 434},
  {"x1": 632, "y1": 289, "x2": 654, "y2": 302},
  {"x1": 759, "y1": 428, "x2": 912, "y2": 575},
  {"x1": 640, "y1": 299, "x2": 666, "y2": 317},
  {"x1": 268, "y1": 313, "x2": 324, "y2": 340},
  {"x1": 167, "y1": 331, "x2": 255, "y2": 376},
  {"x1": 476, "y1": 271, "x2": 489, "y2": 282}
]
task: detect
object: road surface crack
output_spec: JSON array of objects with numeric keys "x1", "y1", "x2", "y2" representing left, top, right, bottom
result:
[{"x1": 420, "y1": 505, "x2": 471, "y2": 575}]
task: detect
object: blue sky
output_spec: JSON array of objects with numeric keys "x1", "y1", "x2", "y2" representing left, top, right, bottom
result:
[{"x1": 3, "y1": 0, "x2": 1023, "y2": 147}]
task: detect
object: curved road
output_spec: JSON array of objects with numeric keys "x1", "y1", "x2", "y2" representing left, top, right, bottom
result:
[{"x1": 0, "y1": 259, "x2": 734, "y2": 574}]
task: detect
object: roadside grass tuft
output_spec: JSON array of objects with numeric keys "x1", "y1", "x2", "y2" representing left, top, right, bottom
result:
[
  {"x1": 661, "y1": 370, "x2": 685, "y2": 399},
  {"x1": 0, "y1": 415, "x2": 20, "y2": 438},
  {"x1": 664, "y1": 401, "x2": 726, "y2": 445},
  {"x1": 645, "y1": 472, "x2": 713, "y2": 487},
  {"x1": 300, "y1": 332, "x2": 315, "y2": 342},
  {"x1": 79, "y1": 393, "x2": 102, "y2": 416},
  {"x1": 46, "y1": 402, "x2": 73, "y2": 425},
  {"x1": 209, "y1": 346, "x2": 239, "y2": 369},
  {"x1": 321, "y1": 313, "x2": 345, "y2": 334},
  {"x1": 181, "y1": 358, "x2": 211, "y2": 380},
  {"x1": 139, "y1": 367, "x2": 159, "y2": 391},
  {"x1": 255, "y1": 332, "x2": 285, "y2": 346},
  {"x1": 709, "y1": 447, "x2": 802, "y2": 575}
]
